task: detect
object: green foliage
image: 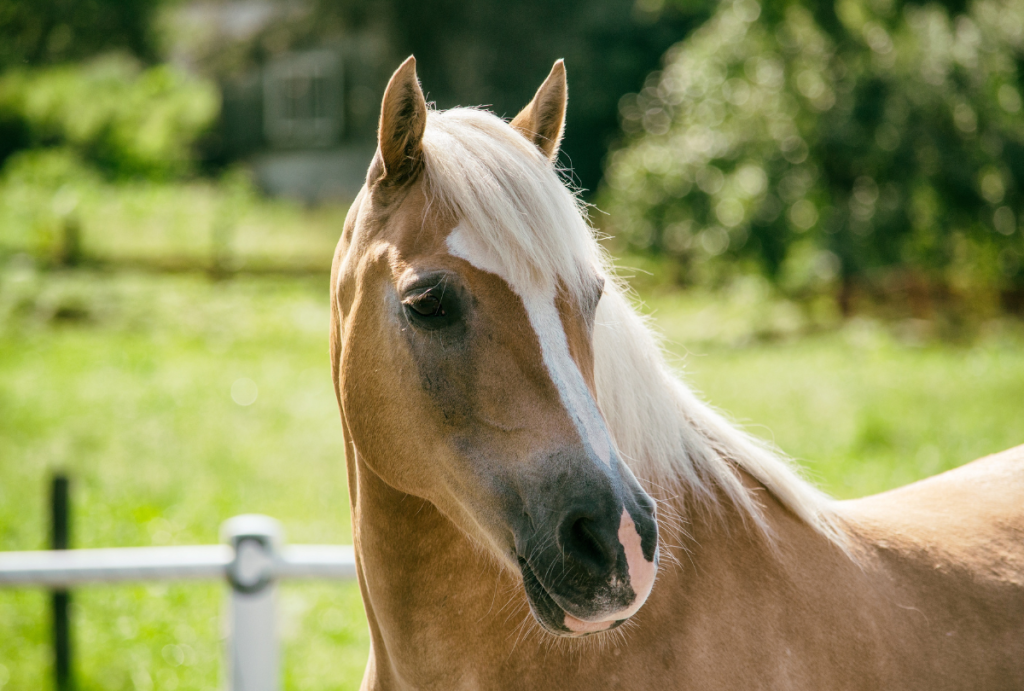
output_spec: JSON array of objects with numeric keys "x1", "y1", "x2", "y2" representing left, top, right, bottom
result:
[
  {"x1": 0, "y1": 0, "x2": 162, "y2": 69},
  {"x1": 0, "y1": 56, "x2": 219, "y2": 179},
  {"x1": 0, "y1": 270, "x2": 366, "y2": 690},
  {"x1": 602, "y1": 0, "x2": 1024, "y2": 305}
]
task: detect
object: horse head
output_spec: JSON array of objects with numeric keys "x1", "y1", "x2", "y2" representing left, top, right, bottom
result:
[{"x1": 332, "y1": 57, "x2": 658, "y2": 637}]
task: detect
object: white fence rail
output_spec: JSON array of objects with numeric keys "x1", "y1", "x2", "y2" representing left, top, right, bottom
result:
[
  {"x1": 0, "y1": 545, "x2": 230, "y2": 586},
  {"x1": 0, "y1": 514, "x2": 357, "y2": 691}
]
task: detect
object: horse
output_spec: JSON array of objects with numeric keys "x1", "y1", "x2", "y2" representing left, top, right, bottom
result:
[{"x1": 329, "y1": 56, "x2": 1024, "y2": 690}]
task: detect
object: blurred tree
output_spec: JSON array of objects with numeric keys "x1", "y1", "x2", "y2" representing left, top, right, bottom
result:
[
  {"x1": 0, "y1": 56, "x2": 219, "y2": 178},
  {"x1": 602, "y1": 0, "x2": 1024, "y2": 313},
  {"x1": 0, "y1": 0, "x2": 162, "y2": 69}
]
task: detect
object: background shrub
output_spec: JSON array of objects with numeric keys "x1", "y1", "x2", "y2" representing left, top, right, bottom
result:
[
  {"x1": 0, "y1": 55, "x2": 219, "y2": 179},
  {"x1": 602, "y1": 0, "x2": 1024, "y2": 312}
]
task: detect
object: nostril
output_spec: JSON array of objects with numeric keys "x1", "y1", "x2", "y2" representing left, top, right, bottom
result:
[{"x1": 566, "y1": 515, "x2": 614, "y2": 575}]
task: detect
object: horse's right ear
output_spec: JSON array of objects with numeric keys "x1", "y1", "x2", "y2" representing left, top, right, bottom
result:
[
  {"x1": 374, "y1": 56, "x2": 427, "y2": 184},
  {"x1": 510, "y1": 60, "x2": 567, "y2": 161}
]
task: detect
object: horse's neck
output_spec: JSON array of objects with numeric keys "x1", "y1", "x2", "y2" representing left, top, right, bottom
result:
[
  {"x1": 348, "y1": 449, "x2": 533, "y2": 689},
  {"x1": 348, "y1": 450, "x2": 874, "y2": 690}
]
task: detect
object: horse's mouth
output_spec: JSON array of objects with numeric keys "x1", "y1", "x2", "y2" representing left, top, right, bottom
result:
[{"x1": 517, "y1": 556, "x2": 625, "y2": 638}]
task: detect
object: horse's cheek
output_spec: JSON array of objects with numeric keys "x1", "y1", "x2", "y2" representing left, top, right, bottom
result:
[
  {"x1": 341, "y1": 324, "x2": 437, "y2": 492},
  {"x1": 403, "y1": 325, "x2": 475, "y2": 430}
]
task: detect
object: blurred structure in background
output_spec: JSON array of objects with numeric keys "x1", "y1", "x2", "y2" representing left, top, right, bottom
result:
[
  {"x1": 1, "y1": 0, "x2": 713, "y2": 201},
  {"x1": 163, "y1": 2, "x2": 392, "y2": 200},
  {"x1": 168, "y1": 0, "x2": 711, "y2": 201}
]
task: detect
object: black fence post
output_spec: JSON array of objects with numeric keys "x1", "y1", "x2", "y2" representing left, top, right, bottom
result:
[
  {"x1": 59, "y1": 217, "x2": 82, "y2": 268},
  {"x1": 50, "y1": 474, "x2": 73, "y2": 691},
  {"x1": 210, "y1": 207, "x2": 235, "y2": 280}
]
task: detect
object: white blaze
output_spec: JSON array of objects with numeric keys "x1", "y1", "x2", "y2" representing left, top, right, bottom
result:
[{"x1": 446, "y1": 224, "x2": 612, "y2": 465}]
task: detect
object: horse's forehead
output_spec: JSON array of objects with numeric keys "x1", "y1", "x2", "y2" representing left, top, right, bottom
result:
[{"x1": 369, "y1": 191, "x2": 513, "y2": 296}]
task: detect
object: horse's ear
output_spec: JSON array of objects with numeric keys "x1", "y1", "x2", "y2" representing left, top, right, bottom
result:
[
  {"x1": 510, "y1": 60, "x2": 567, "y2": 162},
  {"x1": 375, "y1": 56, "x2": 427, "y2": 183}
]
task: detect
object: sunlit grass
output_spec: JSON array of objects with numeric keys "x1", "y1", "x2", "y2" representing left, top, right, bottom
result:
[
  {"x1": 0, "y1": 269, "x2": 362, "y2": 690},
  {"x1": 643, "y1": 289, "x2": 1024, "y2": 498},
  {"x1": 0, "y1": 151, "x2": 347, "y2": 271}
]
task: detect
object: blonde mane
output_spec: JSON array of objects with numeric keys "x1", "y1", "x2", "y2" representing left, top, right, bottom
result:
[{"x1": 420, "y1": 106, "x2": 845, "y2": 547}]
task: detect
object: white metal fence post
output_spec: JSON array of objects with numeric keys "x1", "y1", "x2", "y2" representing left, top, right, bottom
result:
[{"x1": 221, "y1": 515, "x2": 282, "y2": 691}]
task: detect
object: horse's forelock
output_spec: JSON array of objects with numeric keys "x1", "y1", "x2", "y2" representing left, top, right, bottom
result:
[{"x1": 420, "y1": 107, "x2": 601, "y2": 301}]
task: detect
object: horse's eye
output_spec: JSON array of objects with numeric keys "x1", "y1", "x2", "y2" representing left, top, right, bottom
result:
[
  {"x1": 406, "y1": 292, "x2": 445, "y2": 317},
  {"x1": 400, "y1": 274, "x2": 464, "y2": 331},
  {"x1": 402, "y1": 285, "x2": 461, "y2": 331}
]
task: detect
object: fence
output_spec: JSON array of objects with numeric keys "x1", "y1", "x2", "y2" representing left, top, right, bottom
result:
[{"x1": 0, "y1": 512, "x2": 357, "y2": 691}]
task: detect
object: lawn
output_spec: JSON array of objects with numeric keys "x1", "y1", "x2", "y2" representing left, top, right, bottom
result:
[
  {"x1": 638, "y1": 282, "x2": 1024, "y2": 499},
  {"x1": 0, "y1": 269, "x2": 363, "y2": 690},
  {"x1": 1, "y1": 261, "x2": 1023, "y2": 690}
]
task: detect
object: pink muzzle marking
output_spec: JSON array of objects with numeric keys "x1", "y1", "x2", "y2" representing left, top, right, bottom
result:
[{"x1": 562, "y1": 509, "x2": 657, "y2": 633}]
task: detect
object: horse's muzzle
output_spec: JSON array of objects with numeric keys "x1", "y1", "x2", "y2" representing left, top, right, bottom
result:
[{"x1": 516, "y1": 498, "x2": 659, "y2": 637}]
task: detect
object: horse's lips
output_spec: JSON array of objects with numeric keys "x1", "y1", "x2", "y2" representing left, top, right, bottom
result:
[{"x1": 517, "y1": 556, "x2": 622, "y2": 637}]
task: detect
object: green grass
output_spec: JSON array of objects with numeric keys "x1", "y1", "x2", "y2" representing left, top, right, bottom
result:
[
  {"x1": 0, "y1": 269, "x2": 365, "y2": 690},
  {"x1": 638, "y1": 283, "x2": 1024, "y2": 498},
  {"x1": 1, "y1": 261, "x2": 1023, "y2": 689}
]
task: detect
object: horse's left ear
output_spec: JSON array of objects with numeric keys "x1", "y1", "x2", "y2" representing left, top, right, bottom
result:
[
  {"x1": 510, "y1": 60, "x2": 567, "y2": 162},
  {"x1": 375, "y1": 56, "x2": 428, "y2": 184}
]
